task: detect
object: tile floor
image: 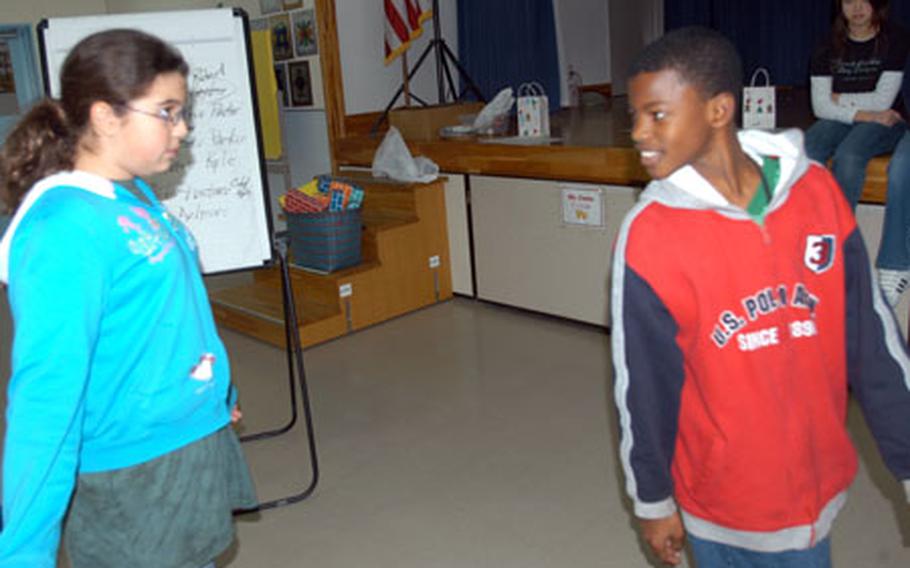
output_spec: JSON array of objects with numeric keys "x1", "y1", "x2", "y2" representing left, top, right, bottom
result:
[
  {"x1": 2, "y1": 296, "x2": 910, "y2": 567},
  {"x1": 219, "y1": 298, "x2": 910, "y2": 568}
]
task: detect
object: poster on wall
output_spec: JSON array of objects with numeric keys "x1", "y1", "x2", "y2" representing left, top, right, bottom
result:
[
  {"x1": 292, "y1": 9, "x2": 318, "y2": 57},
  {"x1": 269, "y1": 13, "x2": 293, "y2": 61},
  {"x1": 254, "y1": 2, "x2": 323, "y2": 111},
  {"x1": 288, "y1": 60, "x2": 313, "y2": 107}
]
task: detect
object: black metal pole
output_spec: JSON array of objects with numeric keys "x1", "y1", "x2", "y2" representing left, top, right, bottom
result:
[
  {"x1": 239, "y1": 238, "x2": 299, "y2": 442},
  {"x1": 441, "y1": 41, "x2": 485, "y2": 101},
  {"x1": 235, "y1": 234, "x2": 319, "y2": 513},
  {"x1": 370, "y1": 40, "x2": 438, "y2": 134},
  {"x1": 431, "y1": 0, "x2": 445, "y2": 103}
]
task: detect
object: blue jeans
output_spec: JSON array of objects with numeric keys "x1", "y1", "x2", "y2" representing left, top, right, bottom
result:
[
  {"x1": 804, "y1": 119, "x2": 906, "y2": 208},
  {"x1": 689, "y1": 534, "x2": 831, "y2": 568},
  {"x1": 877, "y1": 130, "x2": 910, "y2": 270}
]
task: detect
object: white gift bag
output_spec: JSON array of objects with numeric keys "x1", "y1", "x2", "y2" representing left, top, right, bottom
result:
[
  {"x1": 743, "y1": 68, "x2": 775, "y2": 130},
  {"x1": 517, "y1": 82, "x2": 550, "y2": 137}
]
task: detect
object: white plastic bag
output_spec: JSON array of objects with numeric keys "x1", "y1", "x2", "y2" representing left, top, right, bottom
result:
[
  {"x1": 371, "y1": 127, "x2": 440, "y2": 183},
  {"x1": 472, "y1": 87, "x2": 515, "y2": 132}
]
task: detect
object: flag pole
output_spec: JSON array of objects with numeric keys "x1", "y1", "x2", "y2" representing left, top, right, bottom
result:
[
  {"x1": 402, "y1": 50, "x2": 412, "y2": 107},
  {"x1": 430, "y1": 0, "x2": 444, "y2": 103}
]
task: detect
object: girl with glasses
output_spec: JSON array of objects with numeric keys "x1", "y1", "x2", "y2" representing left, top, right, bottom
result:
[{"x1": 0, "y1": 28, "x2": 255, "y2": 568}]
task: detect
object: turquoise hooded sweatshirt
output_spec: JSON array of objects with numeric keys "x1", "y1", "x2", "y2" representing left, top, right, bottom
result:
[{"x1": 0, "y1": 171, "x2": 233, "y2": 567}]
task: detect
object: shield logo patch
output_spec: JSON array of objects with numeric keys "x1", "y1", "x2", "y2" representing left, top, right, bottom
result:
[{"x1": 804, "y1": 234, "x2": 836, "y2": 274}]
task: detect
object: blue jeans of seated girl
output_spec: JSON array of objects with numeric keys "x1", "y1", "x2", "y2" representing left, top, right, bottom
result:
[
  {"x1": 877, "y1": 130, "x2": 910, "y2": 270},
  {"x1": 804, "y1": 119, "x2": 906, "y2": 209},
  {"x1": 688, "y1": 534, "x2": 831, "y2": 568}
]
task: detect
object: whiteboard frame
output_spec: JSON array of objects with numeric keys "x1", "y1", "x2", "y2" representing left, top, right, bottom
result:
[{"x1": 35, "y1": 8, "x2": 276, "y2": 275}]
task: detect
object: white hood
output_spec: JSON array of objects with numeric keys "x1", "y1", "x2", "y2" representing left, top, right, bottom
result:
[
  {"x1": 0, "y1": 171, "x2": 117, "y2": 284},
  {"x1": 639, "y1": 128, "x2": 812, "y2": 217}
]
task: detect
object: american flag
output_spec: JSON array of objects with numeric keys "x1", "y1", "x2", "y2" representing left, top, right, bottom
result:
[{"x1": 384, "y1": 0, "x2": 432, "y2": 65}]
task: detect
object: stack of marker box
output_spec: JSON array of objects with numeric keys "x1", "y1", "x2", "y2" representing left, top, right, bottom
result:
[
  {"x1": 280, "y1": 175, "x2": 364, "y2": 213},
  {"x1": 282, "y1": 176, "x2": 364, "y2": 273}
]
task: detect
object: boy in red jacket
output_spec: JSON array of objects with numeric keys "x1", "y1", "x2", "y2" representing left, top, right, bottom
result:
[{"x1": 612, "y1": 26, "x2": 910, "y2": 567}]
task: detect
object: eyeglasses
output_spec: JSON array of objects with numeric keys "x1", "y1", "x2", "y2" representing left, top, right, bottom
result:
[{"x1": 123, "y1": 104, "x2": 188, "y2": 126}]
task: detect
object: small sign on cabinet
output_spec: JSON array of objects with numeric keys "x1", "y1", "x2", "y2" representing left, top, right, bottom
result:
[{"x1": 561, "y1": 185, "x2": 604, "y2": 228}]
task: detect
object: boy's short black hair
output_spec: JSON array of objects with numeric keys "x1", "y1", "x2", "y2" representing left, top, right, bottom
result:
[{"x1": 629, "y1": 26, "x2": 742, "y2": 103}]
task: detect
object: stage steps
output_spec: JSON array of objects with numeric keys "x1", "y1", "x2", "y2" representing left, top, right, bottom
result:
[{"x1": 210, "y1": 176, "x2": 453, "y2": 349}]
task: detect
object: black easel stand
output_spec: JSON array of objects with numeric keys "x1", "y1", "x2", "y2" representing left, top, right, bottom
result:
[
  {"x1": 371, "y1": 0, "x2": 486, "y2": 135},
  {"x1": 236, "y1": 233, "x2": 319, "y2": 512}
]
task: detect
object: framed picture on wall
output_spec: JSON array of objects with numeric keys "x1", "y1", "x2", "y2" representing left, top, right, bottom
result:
[
  {"x1": 259, "y1": 0, "x2": 283, "y2": 15},
  {"x1": 0, "y1": 42, "x2": 19, "y2": 116},
  {"x1": 0, "y1": 24, "x2": 43, "y2": 133},
  {"x1": 283, "y1": 0, "x2": 303, "y2": 9},
  {"x1": 0, "y1": 43, "x2": 16, "y2": 94},
  {"x1": 292, "y1": 9, "x2": 318, "y2": 57},
  {"x1": 274, "y1": 62, "x2": 289, "y2": 107},
  {"x1": 288, "y1": 60, "x2": 313, "y2": 107},
  {"x1": 269, "y1": 13, "x2": 293, "y2": 61}
]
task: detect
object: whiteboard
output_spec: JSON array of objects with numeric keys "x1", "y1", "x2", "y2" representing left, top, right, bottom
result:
[{"x1": 38, "y1": 9, "x2": 274, "y2": 274}]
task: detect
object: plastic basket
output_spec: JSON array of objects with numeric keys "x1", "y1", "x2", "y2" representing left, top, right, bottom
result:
[{"x1": 287, "y1": 209, "x2": 362, "y2": 273}]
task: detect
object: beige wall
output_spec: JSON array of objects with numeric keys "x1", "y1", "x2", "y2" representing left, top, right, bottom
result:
[
  {"x1": 0, "y1": 0, "x2": 106, "y2": 27},
  {"x1": 105, "y1": 0, "x2": 261, "y2": 18},
  {"x1": 0, "y1": 0, "x2": 263, "y2": 26}
]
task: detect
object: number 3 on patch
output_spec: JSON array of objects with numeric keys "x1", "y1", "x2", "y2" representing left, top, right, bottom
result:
[{"x1": 804, "y1": 234, "x2": 836, "y2": 274}]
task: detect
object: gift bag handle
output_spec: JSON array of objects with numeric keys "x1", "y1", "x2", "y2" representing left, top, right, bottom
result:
[
  {"x1": 749, "y1": 67, "x2": 771, "y2": 87},
  {"x1": 518, "y1": 81, "x2": 546, "y2": 97}
]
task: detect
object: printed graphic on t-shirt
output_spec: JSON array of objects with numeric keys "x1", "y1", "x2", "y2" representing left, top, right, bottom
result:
[
  {"x1": 831, "y1": 56, "x2": 884, "y2": 92},
  {"x1": 117, "y1": 206, "x2": 175, "y2": 263},
  {"x1": 710, "y1": 283, "x2": 821, "y2": 351}
]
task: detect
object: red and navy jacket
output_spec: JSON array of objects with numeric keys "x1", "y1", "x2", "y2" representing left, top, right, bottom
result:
[{"x1": 611, "y1": 129, "x2": 910, "y2": 552}]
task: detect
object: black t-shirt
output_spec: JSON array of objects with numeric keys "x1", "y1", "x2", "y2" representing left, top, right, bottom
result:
[{"x1": 810, "y1": 24, "x2": 910, "y2": 95}]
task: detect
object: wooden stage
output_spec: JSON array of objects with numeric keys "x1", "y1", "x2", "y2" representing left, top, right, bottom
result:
[{"x1": 336, "y1": 89, "x2": 891, "y2": 205}]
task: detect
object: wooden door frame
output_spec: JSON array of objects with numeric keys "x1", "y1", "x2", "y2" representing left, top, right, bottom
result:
[{"x1": 314, "y1": 0, "x2": 345, "y2": 171}]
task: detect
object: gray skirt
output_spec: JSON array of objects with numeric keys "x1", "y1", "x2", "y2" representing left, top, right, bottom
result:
[{"x1": 64, "y1": 426, "x2": 257, "y2": 568}]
